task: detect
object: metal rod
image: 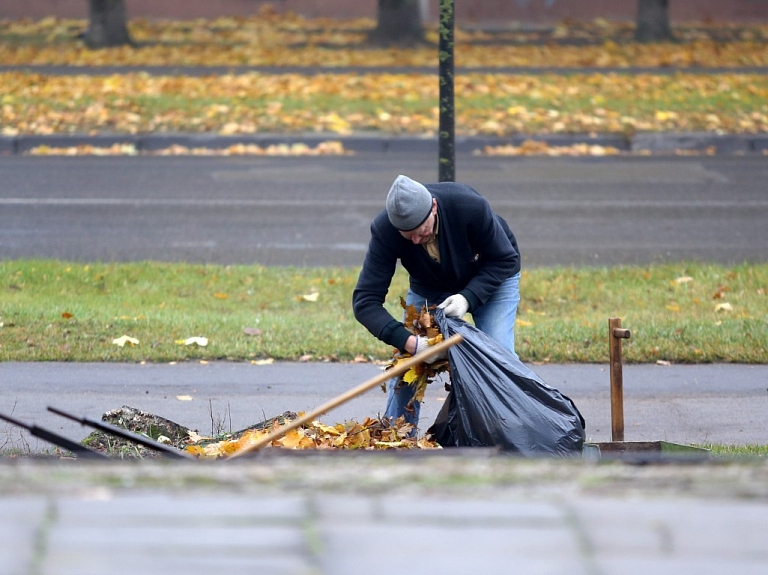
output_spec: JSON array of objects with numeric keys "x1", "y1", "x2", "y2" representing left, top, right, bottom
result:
[
  {"x1": 47, "y1": 406, "x2": 196, "y2": 461},
  {"x1": 609, "y1": 318, "x2": 631, "y2": 442},
  {"x1": 438, "y1": 0, "x2": 455, "y2": 182},
  {"x1": 0, "y1": 412, "x2": 108, "y2": 460},
  {"x1": 227, "y1": 333, "x2": 464, "y2": 459}
]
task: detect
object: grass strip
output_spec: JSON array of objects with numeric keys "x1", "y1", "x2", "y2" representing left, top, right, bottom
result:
[{"x1": 1, "y1": 260, "x2": 766, "y2": 364}]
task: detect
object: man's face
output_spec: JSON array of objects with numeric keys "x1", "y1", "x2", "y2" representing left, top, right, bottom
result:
[{"x1": 399, "y1": 201, "x2": 436, "y2": 245}]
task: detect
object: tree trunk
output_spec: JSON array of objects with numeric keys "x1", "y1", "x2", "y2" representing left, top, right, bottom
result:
[
  {"x1": 635, "y1": 0, "x2": 674, "y2": 42},
  {"x1": 84, "y1": 0, "x2": 133, "y2": 48},
  {"x1": 370, "y1": 0, "x2": 424, "y2": 46}
]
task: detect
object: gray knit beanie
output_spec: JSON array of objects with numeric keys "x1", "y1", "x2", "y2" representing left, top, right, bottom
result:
[{"x1": 385, "y1": 175, "x2": 433, "y2": 231}]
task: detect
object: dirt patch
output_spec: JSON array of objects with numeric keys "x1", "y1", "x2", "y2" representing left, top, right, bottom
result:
[{"x1": 81, "y1": 405, "x2": 297, "y2": 458}]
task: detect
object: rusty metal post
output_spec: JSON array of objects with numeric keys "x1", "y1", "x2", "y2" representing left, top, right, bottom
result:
[{"x1": 609, "y1": 318, "x2": 631, "y2": 442}]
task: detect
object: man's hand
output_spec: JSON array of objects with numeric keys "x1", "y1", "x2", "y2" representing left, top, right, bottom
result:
[
  {"x1": 438, "y1": 294, "x2": 469, "y2": 318},
  {"x1": 414, "y1": 336, "x2": 446, "y2": 364}
]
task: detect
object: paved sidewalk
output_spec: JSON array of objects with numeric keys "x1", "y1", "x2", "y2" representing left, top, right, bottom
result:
[{"x1": 1, "y1": 455, "x2": 767, "y2": 575}]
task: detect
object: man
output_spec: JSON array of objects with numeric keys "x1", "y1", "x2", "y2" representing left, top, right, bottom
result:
[{"x1": 353, "y1": 174, "x2": 522, "y2": 426}]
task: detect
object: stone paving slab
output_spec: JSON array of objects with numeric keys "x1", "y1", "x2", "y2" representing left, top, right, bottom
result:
[
  {"x1": 0, "y1": 498, "x2": 48, "y2": 575},
  {"x1": 3, "y1": 487, "x2": 768, "y2": 575},
  {"x1": 41, "y1": 494, "x2": 315, "y2": 575}
]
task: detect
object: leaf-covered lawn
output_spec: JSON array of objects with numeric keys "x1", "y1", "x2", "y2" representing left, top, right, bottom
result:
[
  {"x1": 2, "y1": 71, "x2": 767, "y2": 137},
  {"x1": 2, "y1": 14, "x2": 768, "y2": 68}
]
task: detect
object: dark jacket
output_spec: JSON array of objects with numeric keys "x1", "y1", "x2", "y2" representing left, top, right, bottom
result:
[{"x1": 352, "y1": 181, "x2": 520, "y2": 352}]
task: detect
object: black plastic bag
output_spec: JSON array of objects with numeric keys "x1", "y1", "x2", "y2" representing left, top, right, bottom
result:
[{"x1": 428, "y1": 309, "x2": 586, "y2": 456}]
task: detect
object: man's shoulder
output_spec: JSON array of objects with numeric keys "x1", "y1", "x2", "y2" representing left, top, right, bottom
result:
[{"x1": 371, "y1": 209, "x2": 400, "y2": 238}]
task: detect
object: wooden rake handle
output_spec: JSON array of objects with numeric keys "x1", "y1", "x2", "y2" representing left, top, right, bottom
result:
[{"x1": 226, "y1": 333, "x2": 463, "y2": 460}]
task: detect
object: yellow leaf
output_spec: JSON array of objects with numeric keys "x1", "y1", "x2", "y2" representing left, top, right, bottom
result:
[
  {"x1": 312, "y1": 421, "x2": 341, "y2": 436},
  {"x1": 675, "y1": 276, "x2": 694, "y2": 284},
  {"x1": 213, "y1": 292, "x2": 229, "y2": 299},
  {"x1": 111, "y1": 335, "x2": 139, "y2": 347},
  {"x1": 375, "y1": 441, "x2": 405, "y2": 448},
  {"x1": 665, "y1": 304, "x2": 680, "y2": 312},
  {"x1": 280, "y1": 428, "x2": 306, "y2": 449},
  {"x1": 516, "y1": 319, "x2": 533, "y2": 327},
  {"x1": 301, "y1": 292, "x2": 319, "y2": 302},
  {"x1": 176, "y1": 395, "x2": 193, "y2": 401},
  {"x1": 715, "y1": 302, "x2": 733, "y2": 312},
  {"x1": 402, "y1": 367, "x2": 419, "y2": 384},
  {"x1": 251, "y1": 358, "x2": 274, "y2": 365}
]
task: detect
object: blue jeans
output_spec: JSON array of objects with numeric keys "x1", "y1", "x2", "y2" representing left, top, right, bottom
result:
[{"x1": 384, "y1": 272, "x2": 521, "y2": 427}]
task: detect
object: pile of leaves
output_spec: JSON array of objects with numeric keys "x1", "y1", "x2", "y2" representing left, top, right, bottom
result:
[
  {"x1": 26, "y1": 141, "x2": 352, "y2": 157},
  {"x1": 79, "y1": 404, "x2": 439, "y2": 459},
  {"x1": 188, "y1": 415, "x2": 437, "y2": 459},
  {"x1": 383, "y1": 298, "x2": 451, "y2": 416}
]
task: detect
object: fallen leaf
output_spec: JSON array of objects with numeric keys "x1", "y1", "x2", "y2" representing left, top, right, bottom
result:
[
  {"x1": 179, "y1": 336, "x2": 208, "y2": 346},
  {"x1": 243, "y1": 327, "x2": 262, "y2": 336},
  {"x1": 715, "y1": 302, "x2": 733, "y2": 312},
  {"x1": 301, "y1": 292, "x2": 320, "y2": 302},
  {"x1": 61, "y1": 312, "x2": 74, "y2": 319},
  {"x1": 112, "y1": 335, "x2": 139, "y2": 347},
  {"x1": 251, "y1": 358, "x2": 274, "y2": 365},
  {"x1": 674, "y1": 276, "x2": 694, "y2": 284},
  {"x1": 213, "y1": 292, "x2": 229, "y2": 299},
  {"x1": 176, "y1": 395, "x2": 194, "y2": 401}
]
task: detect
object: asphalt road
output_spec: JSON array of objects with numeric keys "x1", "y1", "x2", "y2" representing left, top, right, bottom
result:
[
  {"x1": 3, "y1": 361, "x2": 768, "y2": 450},
  {"x1": 1, "y1": 152, "x2": 767, "y2": 266}
]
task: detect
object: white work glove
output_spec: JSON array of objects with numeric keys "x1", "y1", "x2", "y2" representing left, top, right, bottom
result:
[
  {"x1": 414, "y1": 336, "x2": 446, "y2": 364},
  {"x1": 438, "y1": 294, "x2": 469, "y2": 318}
]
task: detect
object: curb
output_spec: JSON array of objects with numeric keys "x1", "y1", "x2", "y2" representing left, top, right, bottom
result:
[{"x1": 1, "y1": 132, "x2": 767, "y2": 155}]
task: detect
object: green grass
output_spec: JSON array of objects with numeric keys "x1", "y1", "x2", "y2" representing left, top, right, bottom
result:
[
  {"x1": 1, "y1": 260, "x2": 766, "y2": 364},
  {"x1": 702, "y1": 444, "x2": 768, "y2": 458}
]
